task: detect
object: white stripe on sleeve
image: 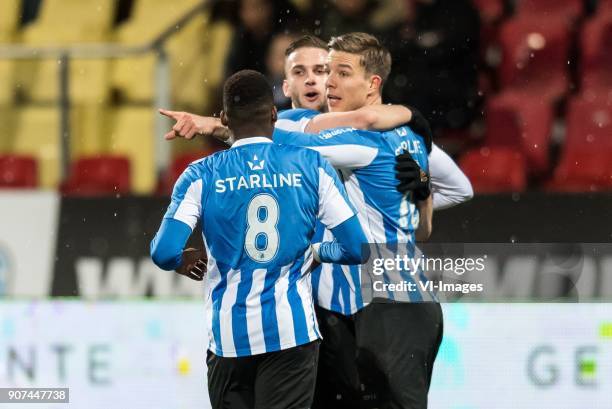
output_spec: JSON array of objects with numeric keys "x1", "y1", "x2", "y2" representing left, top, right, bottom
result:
[
  {"x1": 173, "y1": 179, "x2": 203, "y2": 229},
  {"x1": 308, "y1": 145, "x2": 378, "y2": 169},
  {"x1": 317, "y1": 167, "x2": 355, "y2": 229}
]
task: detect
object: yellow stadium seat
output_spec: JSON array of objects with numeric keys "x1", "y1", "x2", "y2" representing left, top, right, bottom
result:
[
  {"x1": 16, "y1": 58, "x2": 111, "y2": 104},
  {"x1": 13, "y1": 107, "x2": 61, "y2": 189},
  {"x1": 0, "y1": 107, "x2": 17, "y2": 153},
  {"x1": 0, "y1": 61, "x2": 15, "y2": 105},
  {"x1": 70, "y1": 104, "x2": 111, "y2": 159},
  {"x1": 22, "y1": 0, "x2": 115, "y2": 44},
  {"x1": 107, "y1": 107, "x2": 156, "y2": 194},
  {"x1": 0, "y1": 0, "x2": 20, "y2": 43},
  {"x1": 111, "y1": 0, "x2": 209, "y2": 104},
  {"x1": 17, "y1": 0, "x2": 115, "y2": 103}
]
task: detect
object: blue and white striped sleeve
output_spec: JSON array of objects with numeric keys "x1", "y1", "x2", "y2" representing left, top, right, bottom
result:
[
  {"x1": 316, "y1": 156, "x2": 356, "y2": 228},
  {"x1": 163, "y1": 165, "x2": 203, "y2": 229},
  {"x1": 274, "y1": 127, "x2": 379, "y2": 169},
  {"x1": 314, "y1": 155, "x2": 367, "y2": 264},
  {"x1": 150, "y1": 165, "x2": 203, "y2": 270}
]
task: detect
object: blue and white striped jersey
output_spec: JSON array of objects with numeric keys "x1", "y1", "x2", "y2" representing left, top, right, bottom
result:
[
  {"x1": 163, "y1": 137, "x2": 357, "y2": 357},
  {"x1": 275, "y1": 109, "x2": 436, "y2": 314}
]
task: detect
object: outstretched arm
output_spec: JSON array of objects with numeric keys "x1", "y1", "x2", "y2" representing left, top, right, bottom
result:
[
  {"x1": 304, "y1": 105, "x2": 413, "y2": 133},
  {"x1": 159, "y1": 109, "x2": 233, "y2": 143}
]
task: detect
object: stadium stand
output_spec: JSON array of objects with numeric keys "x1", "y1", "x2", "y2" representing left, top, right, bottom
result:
[
  {"x1": 497, "y1": 17, "x2": 571, "y2": 100},
  {"x1": 547, "y1": 97, "x2": 612, "y2": 191},
  {"x1": 17, "y1": 0, "x2": 115, "y2": 104},
  {"x1": 484, "y1": 94, "x2": 554, "y2": 175},
  {"x1": 1, "y1": 0, "x2": 611, "y2": 193},
  {"x1": 0, "y1": 155, "x2": 38, "y2": 188},
  {"x1": 580, "y1": 12, "x2": 612, "y2": 97},
  {"x1": 459, "y1": 146, "x2": 527, "y2": 193},
  {"x1": 12, "y1": 106, "x2": 61, "y2": 189},
  {"x1": 106, "y1": 106, "x2": 156, "y2": 195},
  {"x1": 61, "y1": 155, "x2": 131, "y2": 195},
  {"x1": 514, "y1": 0, "x2": 584, "y2": 22}
]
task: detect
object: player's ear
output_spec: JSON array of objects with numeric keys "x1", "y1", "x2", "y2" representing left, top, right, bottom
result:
[
  {"x1": 271, "y1": 106, "x2": 278, "y2": 124},
  {"x1": 282, "y1": 79, "x2": 290, "y2": 98},
  {"x1": 369, "y1": 75, "x2": 382, "y2": 95},
  {"x1": 220, "y1": 110, "x2": 228, "y2": 126}
]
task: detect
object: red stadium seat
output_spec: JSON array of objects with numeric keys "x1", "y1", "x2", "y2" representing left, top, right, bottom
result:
[
  {"x1": 0, "y1": 155, "x2": 37, "y2": 188},
  {"x1": 515, "y1": 0, "x2": 583, "y2": 22},
  {"x1": 547, "y1": 98, "x2": 612, "y2": 191},
  {"x1": 599, "y1": 0, "x2": 612, "y2": 14},
  {"x1": 61, "y1": 156, "x2": 131, "y2": 196},
  {"x1": 580, "y1": 14, "x2": 612, "y2": 97},
  {"x1": 498, "y1": 17, "x2": 571, "y2": 101},
  {"x1": 459, "y1": 146, "x2": 527, "y2": 193},
  {"x1": 157, "y1": 150, "x2": 214, "y2": 195},
  {"x1": 472, "y1": 0, "x2": 505, "y2": 23},
  {"x1": 485, "y1": 93, "x2": 554, "y2": 174}
]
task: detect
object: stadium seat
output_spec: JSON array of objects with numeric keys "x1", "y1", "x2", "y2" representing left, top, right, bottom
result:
[
  {"x1": 157, "y1": 150, "x2": 216, "y2": 195},
  {"x1": 0, "y1": 0, "x2": 20, "y2": 105},
  {"x1": 16, "y1": 0, "x2": 115, "y2": 103},
  {"x1": 110, "y1": 0, "x2": 206, "y2": 104},
  {"x1": 459, "y1": 147, "x2": 528, "y2": 193},
  {"x1": 514, "y1": 0, "x2": 584, "y2": 22},
  {"x1": 485, "y1": 93, "x2": 554, "y2": 174},
  {"x1": 61, "y1": 156, "x2": 131, "y2": 196},
  {"x1": 70, "y1": 104, "x2": 112, "y2": 159},
  {"x1": 547, "y1": 98, "x2": 612, "y2": 191},
  {"x1": 0, "y1": 0, "x2": 20, "y2": 42},
  {"x1": 107, "y1": 107, "x2": 156, "y2": 194},
  {"x1": 13, "y1": 107, "x2": 61, "y2": 189},
  {"x1": 599, "y1": 0, "x2": 612, "y2": 14},
  {"x1": 0, "y1": 155, "x2": 38, "y2": 188},
  {"x1": 580, "y1": 13, "x2": 612, "y2": 97},
  {"x1": 498, "y1": 17, "x2": 571, "y2": 101}
]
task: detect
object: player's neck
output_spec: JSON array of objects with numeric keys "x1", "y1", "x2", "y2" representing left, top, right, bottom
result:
[
  {"x1": 231, "y1": 125, "x2": 274, "y2": 141},
  {"x1": 365, "y1": 93, "x2": 383, "y2": 106}
]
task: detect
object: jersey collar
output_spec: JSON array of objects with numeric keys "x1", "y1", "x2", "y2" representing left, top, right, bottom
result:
[{"x1": 231, "y1": 136, "x2": 273, "y2": 148}]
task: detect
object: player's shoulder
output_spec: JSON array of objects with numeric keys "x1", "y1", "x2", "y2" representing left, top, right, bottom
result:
[
  {"x1": 184, "y1": 149, "x2": 226, "y2": 175},
  {"x1": 277, "y1": 108, "x2": 319, "y2": 121}
]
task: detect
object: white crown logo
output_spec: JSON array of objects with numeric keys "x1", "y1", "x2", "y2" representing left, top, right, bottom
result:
[{"x1": 247, "y1": 155, "x2": 265, "y2": 171}]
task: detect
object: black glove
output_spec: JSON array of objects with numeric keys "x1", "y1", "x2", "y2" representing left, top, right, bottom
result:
[
  {"x1": 405, "y1": 107, "x2": 433, "y2": 154},
  {"x1": 395, "y1": 151, "x2": 431, "y2": 200}
]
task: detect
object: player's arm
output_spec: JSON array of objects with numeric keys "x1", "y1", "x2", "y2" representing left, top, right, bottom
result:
[
  {"x1": 304, "y1": 104, "x2": 413, "y2": 133},
  {"x1": 274, "y1": 127, "x2": 380, "y2": 169},
  {"x1": 311, "y1": 157, "x2": 369, "y2": 264},
  {"x1": 429, "y1": 144, "x2": 473, "y2": 210},
  {"x1": 159, "y1": 109, "x2": 233, "y2": 143},
  {"x1": 415, "y1": 195, "x2": 433, "y2": 241},
  {"x1": 150, "y1": 166, "x2": 205, "y2": 275}
]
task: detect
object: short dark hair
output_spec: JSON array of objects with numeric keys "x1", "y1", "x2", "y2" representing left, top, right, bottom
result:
[
  {"x1": 284, "y1": 34, "x2": 327, "y2": 57},
  {"x1": 328, "y1": 32, "x2": 392, "y2": 86},
  {"x1": 223, "y1": 70, "x2": 274, "y2": 123}
]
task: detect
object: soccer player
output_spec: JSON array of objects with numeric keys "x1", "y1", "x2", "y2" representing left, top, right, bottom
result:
[
  {"x1": 161, "y1": 34, "x2": 472, "y2": 408},
  {"x1": 150, "y1": 70, "x2": 368, "y2": 409}
]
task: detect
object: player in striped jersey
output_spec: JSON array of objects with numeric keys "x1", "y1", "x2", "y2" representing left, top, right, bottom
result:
[
  {"x1": 160, "y1": 34, "x2": 472, "y2": 409},
  {"x1": 150, "y1": 70, "x2": 368, "y2": 409}
]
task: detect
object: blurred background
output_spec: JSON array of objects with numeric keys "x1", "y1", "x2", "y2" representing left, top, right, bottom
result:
[{"x1": 0, "y1": 1, "x2": 611, "y2": 408}]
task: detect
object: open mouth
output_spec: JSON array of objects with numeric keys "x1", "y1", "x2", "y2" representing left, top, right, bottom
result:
[{"x1": 304, "y1": 92, "x2": 320, "y2": 102}]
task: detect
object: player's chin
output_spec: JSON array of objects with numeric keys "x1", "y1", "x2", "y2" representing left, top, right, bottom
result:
[{"x1": 300, "y1": 97, "x2": 325, "y2": 111}]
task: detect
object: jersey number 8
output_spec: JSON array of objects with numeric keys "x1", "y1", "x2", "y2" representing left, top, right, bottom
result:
[{"x1": 245, "y1": 193, "x2": 280, "y2": 262}]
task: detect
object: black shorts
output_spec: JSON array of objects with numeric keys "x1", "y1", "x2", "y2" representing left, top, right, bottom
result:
[
  {"x1": 313, "y1": 302, "x2": 443, "y2": 409},
  {"x1": 355, "y1": 301, "x2": 444, "y2": 409},
  {"x1": 207, "y1": 340, "x2": 320, "y2": 409},
  {"x1": 312, "y1": 306, "x2": 363, "y2": 409}
]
